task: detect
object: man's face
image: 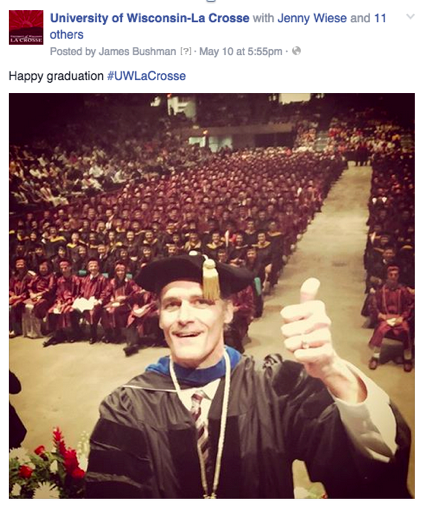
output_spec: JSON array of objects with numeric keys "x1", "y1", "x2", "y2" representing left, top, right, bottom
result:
[
  {"x1": 167, "y1": 244, "x2": 177, "y2": 256},
  {"x1": 269, "y1": 222, "x2": 277, "y2": 232},
  {"x1": 387, "y1": 269, "x2": 399, "y2": 287},
  {"x1": 15, "y1": 259, "x2": 26, "y2": 272},
  {"x1": 88, "y1": 260, "x2": 99, "y2": 276},
  {"x1": 159, "y1": 281, "x2": 233, "y2": 369},
  {"x1": 383, "y1": 248, "x2": 395, "y2": 263},
  {"x1": 247, "y1": 249, "x2": 257, "y2": 261},
  {"x1": 39, "y1": 262, "x2": 49, "y2": 276},
  {"x1": 60, "y1": 262, "x2": 71, "y2": 276},
  {"x1": 211, "y1": 232, "x2": 220, "y2": 244}
]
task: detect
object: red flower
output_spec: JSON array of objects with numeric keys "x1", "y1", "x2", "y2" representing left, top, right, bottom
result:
[
  {"x1": 53, "y1": 427, "x2": 63, "y2": 442},
  {"x1": 63, "y1": 448, "x2": 79, "y2": 474},
  {"x1": 53, "y1": 427, "x2": 66, "y2": 456},
  {"x1": 71, "y1": 467, "x2": 86, "y2": 480},
  {"x1": 19, "y1": 465, "x2": 33, "y2": 478},
  {"x1": 34, "y1": 445, "x2": 45, "y2": 456}
]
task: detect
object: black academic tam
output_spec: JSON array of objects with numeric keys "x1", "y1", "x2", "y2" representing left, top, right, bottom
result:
[{"x1": 85, "y1": 355, "x2": 411, "y2": 499}]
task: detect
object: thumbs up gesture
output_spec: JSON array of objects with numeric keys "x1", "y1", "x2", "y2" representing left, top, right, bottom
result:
[{"x1": 281, "y1": 278, "x2": 366, "y2": 402}]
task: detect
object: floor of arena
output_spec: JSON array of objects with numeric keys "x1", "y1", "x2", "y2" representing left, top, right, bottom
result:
[{"x1": 9, "y1": 163, "x2": 415, "y2": 496}]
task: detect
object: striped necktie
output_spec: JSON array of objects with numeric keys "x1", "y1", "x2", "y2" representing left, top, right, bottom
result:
[{"x1": 191, "y1": 390, "x2": 213, "y2": 487}]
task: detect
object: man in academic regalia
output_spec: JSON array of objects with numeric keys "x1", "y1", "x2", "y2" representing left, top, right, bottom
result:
[
  {"x1": 368, "y1": 266, "x2": 414, "y2": 372},
  {"x1": 45, "y1": 226, "x2": 67, "y2": 259},
  {"x1": 9, "y1": 258, "x2": 34, "y2": 337},
  {"x1": 102, "y1": 262, "x2": 140, "y2": 344},
  {"x1": 224, "y1": 283, "x2": 255, "y2": 353},
  {"x1": 86, "y1": 255, "x2": 411, "y2": 499},
  {"x1": 203, "y1": 230, "x2": 225, "y2": 260},
  {"x1": 77, "y1": 258, "x2": 111, "y2": 344},
  {"x1": 45, "y1": 258, "x2": 81, "y2": 346},
  {"x1": 23, "y1": 259, "x2": 56, "y2": 337}
]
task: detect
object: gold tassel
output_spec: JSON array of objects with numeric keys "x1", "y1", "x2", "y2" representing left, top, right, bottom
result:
[{"x1": 202, "y1": 258, "x2": 220, "y2": 301}]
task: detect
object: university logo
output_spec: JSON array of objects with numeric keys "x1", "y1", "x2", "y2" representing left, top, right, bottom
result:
[{"x1": 9, "y1": 10, "x2": 43, "y2": 45}]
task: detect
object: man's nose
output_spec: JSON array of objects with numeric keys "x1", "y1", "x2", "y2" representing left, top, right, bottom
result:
[{"x1": 177, "y1": 301, "x2": 194, "y2": 324}]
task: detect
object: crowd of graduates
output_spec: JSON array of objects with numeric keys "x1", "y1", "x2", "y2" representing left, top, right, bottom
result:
[
  {"x1": 9, "y1": 120, "x2": 209, "y2": 212},
  {"x1": 9, "y1": 148, "x2": 346, "y2": 355},
  {"x1": 361, "y1": 152, "x2": 415, "y2": 371},
  {"x1": 9, "y1": 94, "x2": 414, "y2": 366}
]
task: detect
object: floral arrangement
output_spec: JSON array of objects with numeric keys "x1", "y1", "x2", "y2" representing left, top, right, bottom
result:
[{"x1": 9, "y1": 427, "x2": 88, "y2": 499}]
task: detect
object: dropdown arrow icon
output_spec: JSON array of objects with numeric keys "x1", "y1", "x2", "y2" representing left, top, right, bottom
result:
[{"x1": 407, "y1": 14, "x2": 415, "y2": 19}]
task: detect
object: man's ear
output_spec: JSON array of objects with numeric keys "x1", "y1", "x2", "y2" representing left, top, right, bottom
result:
[{"x1": 223, "y1": 300, "x2": 234, "y2": 325}]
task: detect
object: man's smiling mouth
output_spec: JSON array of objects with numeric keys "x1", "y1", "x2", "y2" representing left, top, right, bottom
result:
[{"x1": 173, "y1": 331, "x2": 203, "y2": 338}]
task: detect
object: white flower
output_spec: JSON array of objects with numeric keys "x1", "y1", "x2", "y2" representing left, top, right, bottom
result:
[
  {"x1": 33, "y1": 483, "x2": 60, "y2": 499},
  {"x1": 9, "y1": 447, "x2": 30, "y2": 464},
  {"x1": 49, "y1": 460, "x2": 58, "y2": 473},
  {"x1": 77, "y1": 455, "x2": 88, "y2": 471},
  {"x1": 294, "y1": 486, "x2": 310, "y2": 499},
  {"x1": 11, "y1": 483, "x2": 21, "y2": 496}
]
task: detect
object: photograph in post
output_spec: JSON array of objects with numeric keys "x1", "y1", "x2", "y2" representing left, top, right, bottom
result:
[{"x1": 9, "y1": 93, "x2": 414, "y2": 498}]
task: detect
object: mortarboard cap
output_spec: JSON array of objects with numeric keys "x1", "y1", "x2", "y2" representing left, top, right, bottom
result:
[{"x1": 137, "y1": 253, "x2": 253, "y2": 299}]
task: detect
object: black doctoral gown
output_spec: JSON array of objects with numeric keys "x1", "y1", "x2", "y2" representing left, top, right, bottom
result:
[{"x1": 85, "y1": 355, "x2": 411, "y2": 499}]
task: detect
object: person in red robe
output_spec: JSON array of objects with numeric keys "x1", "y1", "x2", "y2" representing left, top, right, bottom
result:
[
  {"x1": 102, "y1": 262, "x2": 140, "y2": 343},
  {"x1": 23, "y1": 259, "x2": 56, "y2": 338},
  {"x1": 225, "y1": 284, "x2": 255, "y2": 353},
  {"x1": 368, "y1": 266, "x2": 414, "y2": 372},
  {"x1": 45, "y1": 258, "x2": 81, "y2": 346},
  {"x1": 76, "y1": 258, "x2": 111, "y2": 344},
  {"x1": 124, "y1": 289, "x2": 159, "y2": 356},
  {"x1": 9, "y1": 257, "x2": 34, "y2": 337}
]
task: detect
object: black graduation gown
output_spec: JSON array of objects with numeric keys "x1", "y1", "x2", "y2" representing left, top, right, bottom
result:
[{"x1": 85, "y1": 355, "x2": 411, "y2": 499}]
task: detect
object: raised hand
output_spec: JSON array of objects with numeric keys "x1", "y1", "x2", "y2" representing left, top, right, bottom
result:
[{"x1": 281, "y1": 278, "x2": 366, "y2": 402}]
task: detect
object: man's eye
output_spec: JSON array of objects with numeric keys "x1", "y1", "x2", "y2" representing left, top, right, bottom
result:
[
  {"x1": 193, "y1": 299, "x2": 214, "y2": 307},
  {"x1": 164, "y1": 301, "x2": 180, "y2": 310}
]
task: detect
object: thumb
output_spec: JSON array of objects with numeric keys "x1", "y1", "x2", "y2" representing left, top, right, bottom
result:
[{"x1": 300, "y1": 278, "x2": 320, "y2": 303}]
